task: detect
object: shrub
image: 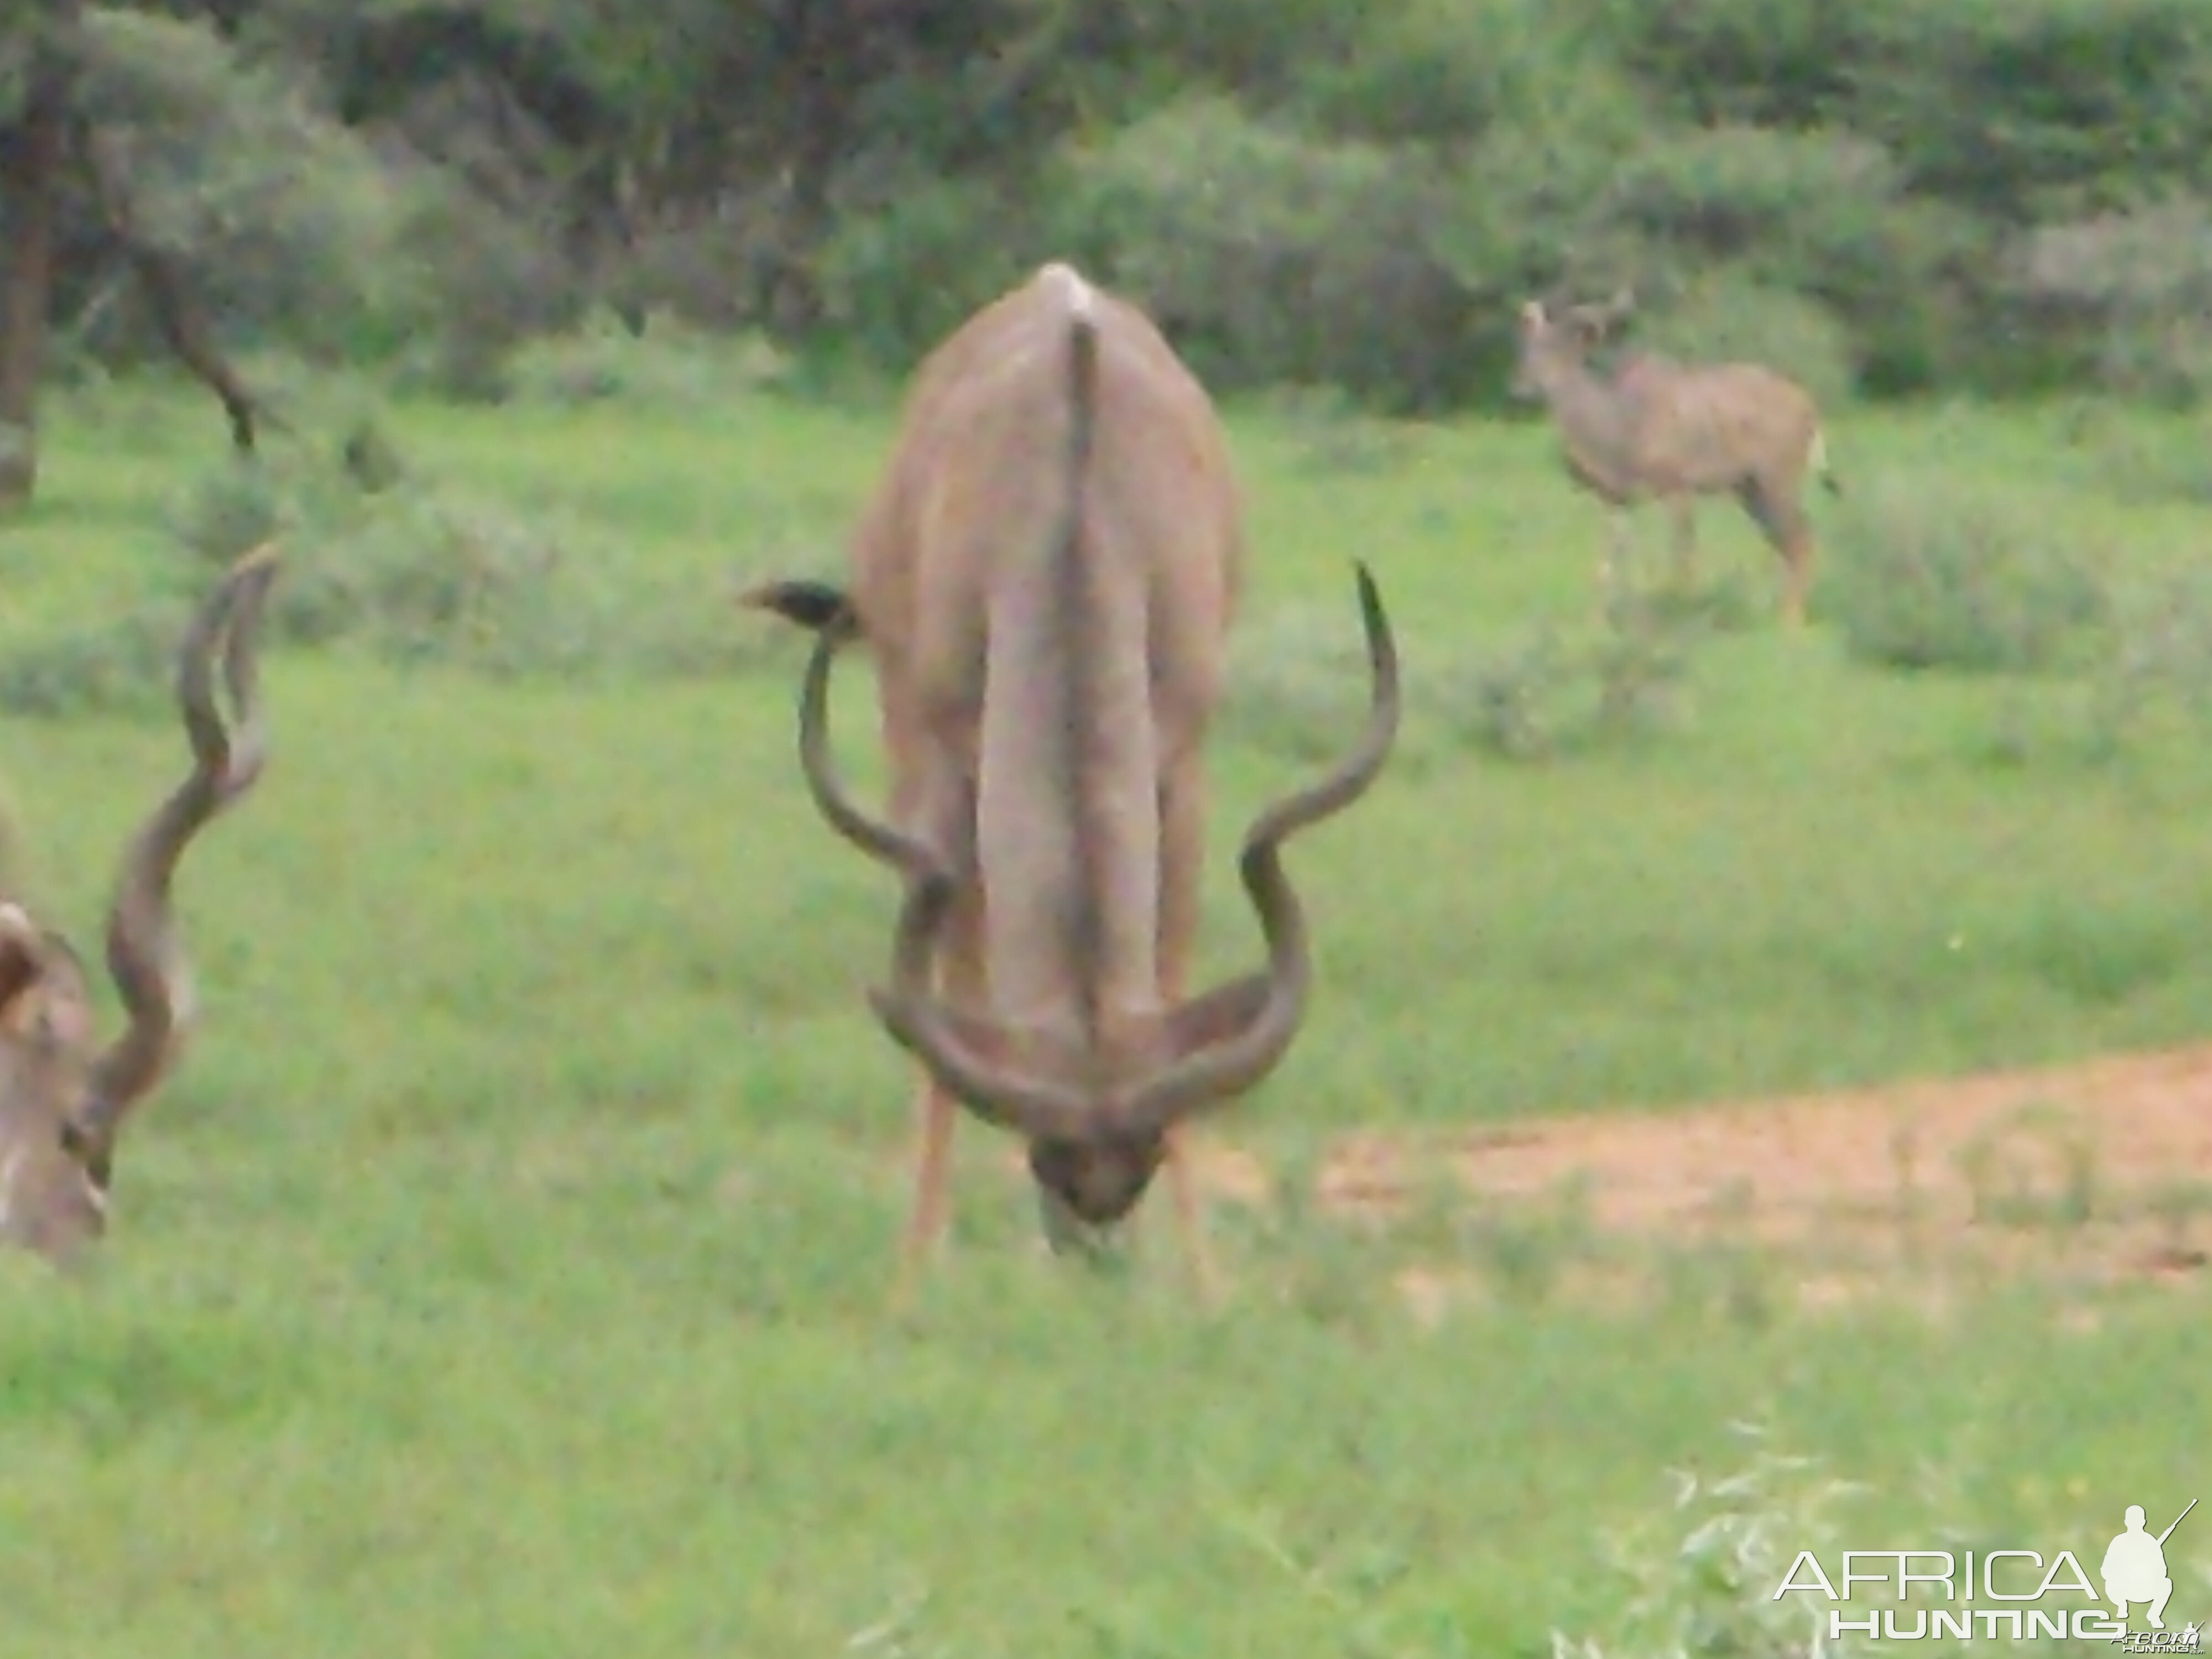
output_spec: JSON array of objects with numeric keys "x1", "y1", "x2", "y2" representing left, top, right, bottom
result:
[
  {"x1": 1819, "y1": 477, "x2": 2113, "y2": 674},
  {"x1": 1592, "y1": 0, "x2": 1864, "y2": 128},
  {"x1": 1435, "y1": 51, "x2": 1658, "y2": 302},
  {"x1": 2072, "y1": 566, "x2": 2212, "y2": 758},
  {"x1": 0, "y1": 601, "x2": 191, "y2": 719},
  {"x1": 1437, "y1": 623, "x2": 1588, "y2": 763},
  {"x1": 377, "y1": 163, "x2": 583, "y2": 401},
  {"x1": 274, "y1": 480, "x2": 767, "y2": 681},
  {"x1": 1254, "y1": 385, "x2": 1421, "y2": 477},
  {"x1": 4, "y1": 439, "x2": 784, "y2": 706},
  {"x1": 1602, "y1": 126, "x2": 1899, "y2": 274},
  {"x1": 599, "y1": 207, "x2": 781, "y2": 333},
  {"x1": 1431, "y1": 577, "x2": 1727, "y2": 763},
  {"x1": 1294, "y1": 0, "x2": 1572, "y2": 149},
  {"x1": 2002, "y1": 196, "x2": 2212, "y2": 406},
  {"x1": 67, "y1": 8, "x2": 417, "y2": 364},
  {"x1": 1548, "y1": 1422, "x2": 1875, "y2": 1659},
  {"x1": 814, "y1": 174, "x2": 1048, "y2": 373},
  {"x1": 1848, "y1": 0, "x2": 2212, "y2": 223},
  {"x1": 1053, "y1": 96, "x2": 1478, "y2": 410},
  {"x1": 501, "y1": 310, "x2": 791, "y2": 410},
  {"x1": 1618, "y1": 272, "x2": 1858, "y2": 410},
  {"x1": 1223, "y1": 601, "x2": 1392, "y2": 765}
]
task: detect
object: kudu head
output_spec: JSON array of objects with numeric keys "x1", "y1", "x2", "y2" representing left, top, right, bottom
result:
[
  {"x1": 752, "y1": 564, "x2": 1400, "y2": 1231},
  {"x1": 1512, "y1": 288, "x2": 1637, "y2": 399},
  {"x1": 0, "y1": 546, "x2": 278, "y2": 1265}
]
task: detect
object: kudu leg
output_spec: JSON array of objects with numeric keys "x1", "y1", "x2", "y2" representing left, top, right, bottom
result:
[
  {"x1": 1739, "y1": 481, "x2": 1813, "y2": 630},
  {"x1": 888, "y1": 758, "x2": 983, "y2": 1313},
  {"x1": 1668, "y1": 497, "x2": 1698, "y2": 587},
  {"x1": 1780, "y1": 515, "x2": 1817, "y2": 631},
  {"x1": 1593, "y1": 508, "x2": 1634, "y2": 619},
  {"x1": 892, "y1": 886, "x2": 984, "y2": 1308},
  {"x1": 1154, "y1": 763, "x2": 1221, "y2": 1305}
]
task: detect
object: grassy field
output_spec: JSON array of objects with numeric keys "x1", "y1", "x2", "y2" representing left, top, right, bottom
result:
[{"x1": 1, "y1": 366, "x2": 2209, "y2": 1655}]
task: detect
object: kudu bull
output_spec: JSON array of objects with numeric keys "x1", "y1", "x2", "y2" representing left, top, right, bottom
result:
[
  {"x1": 744, "y1": 263, "x2": 1400, "y2": 1298},
  {"x1": 0, "y1": 546, "x2": 278, "y2": 1263},
  {"x1": 1512, "y1": 289, "x2": 1840, "y2": 628}
]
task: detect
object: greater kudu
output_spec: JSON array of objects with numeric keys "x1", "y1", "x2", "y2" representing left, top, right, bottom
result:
[
  {"x1": 0, "y1": 546, "x2": 278, "y2": 1263},
  {"x1": 1512, "y1": 289, "x2": 1840, "y2": 628},
  {"x1": 744, "y1": 263, "x2": 1399, "y2": 1298}
]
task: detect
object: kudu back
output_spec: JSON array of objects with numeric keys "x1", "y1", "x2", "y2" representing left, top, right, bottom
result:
[
  {"x1": 0, "y1": 547, "x2": 278, "y2": 1264},
  {"x1": 745, "y1": 262, "x2": 1399, "y2": 1296},
  {"x1": 1512, "y1": 289, "x2": 1840, "y2": 627}
]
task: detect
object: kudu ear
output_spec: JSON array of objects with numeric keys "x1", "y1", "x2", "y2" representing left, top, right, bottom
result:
[
  {"x1": 1519, "y1": 300, "x2": 1546, "y2": 328},
  {"x1": 0, "y1": 912, "x2": 91, "y2": 1051}
]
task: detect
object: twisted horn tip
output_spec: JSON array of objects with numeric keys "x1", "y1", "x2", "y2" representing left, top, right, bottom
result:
[
  {"x1": 1352, "y1": 560, "x2": 1384, "y2": 626},
  {"x1": 740, "y1": 578, "x2": 857, "y2": 637},
  {"x1": 230, "y1": 540, "x2": 283, "y2": 577}
]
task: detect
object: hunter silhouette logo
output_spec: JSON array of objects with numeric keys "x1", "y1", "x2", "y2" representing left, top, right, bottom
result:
[
  {"x1": 2105, "y1": 1501, "x2": 2195, "y2": 1631},
  {"x1": 1773, "y1": 1496, "x2": 2201, "y2": 1645}
]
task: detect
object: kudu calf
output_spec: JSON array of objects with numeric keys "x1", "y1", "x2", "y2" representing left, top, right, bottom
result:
[
  {"x1": 0, "y1": 546, "x2": 278, "y2": 1263},
  {"x1": 1512, "y1": 289, "x2": 1840, "y2": 628},
  {"x1": 745, "y1": 263, "x2": 1399, "y2": 1298}
]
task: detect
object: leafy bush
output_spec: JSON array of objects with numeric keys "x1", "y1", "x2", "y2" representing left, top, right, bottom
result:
[
  {"x1": 1848, "y1": 0, "x2": 2212, "y2": 223},
  {"x1": 1256, "y1": 385, "x2": 1421, "y2": 476},
  {"x1": 2069, "y1": 566, "x2": 2212, "y2": 758},
  {"x1": 1294, "y1": 0, "x2": 1575, "y2": 148},
  {"x1": 0, "y1": 439, "x2": 784, "y2": 709},
  {"x1": 1223, "y1": 600, "x2": 1394, "y2": 765},
  {"x1": 1620, "y1": 273, "x2": 1859, "y2": 410},
  {"x1": 1429, "y1": 51, "x2": 1657, "y2": 317},
  {"x1": 0, "y1": 601, "x2": 191, "y2": 719},
  {"x1": 376, "y1": 164, "x2": 583, "y2": 401},
  {"x1": 501, "y1": 310, "x2": 791, "y2": 410},
  {"x1": 1054, "y1": 96, "x2": 1478, "y2": 409},
  {"x1": 1592, "y1": 0, "x2": 1864, "y2": 128},
  {"x1": 815, "y1": 173, "x2": 1051, "y2": 374},
  {"x1": 1548, "y1": 1422, "x2": 1875, "y2": 1659},
  {"x1": 1431, "y1": 578, "x2": 1728, "y2": 763},
  {"x1": 1603, "y1": 126, "x2": 1898, "y2": 273},
  {"x1": 294, "y1": 491, "x2": 769, "y2": 681},
  {"x1": 2003, "y1": 196, "x2": 2212, "y2": 406},
  {"x1": 1438, "y1": 623, "x2": 1589, "y2": 763},
  {"x1": 1819, "y1": 477, "x2": 2113, "y2": 674},
  {"x1": 67, "y1": 8, "x2": 416, "y2": 363}
]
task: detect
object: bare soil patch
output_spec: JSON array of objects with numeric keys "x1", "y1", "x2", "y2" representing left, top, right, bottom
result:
[{"x1": 1183, "y1": 1044, "x2": 2212, "y2": 1316}]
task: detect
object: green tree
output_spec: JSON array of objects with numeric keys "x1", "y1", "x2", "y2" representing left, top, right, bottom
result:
[{"x1": 1, "y1": 1, "x2": 291, "y2": 509}]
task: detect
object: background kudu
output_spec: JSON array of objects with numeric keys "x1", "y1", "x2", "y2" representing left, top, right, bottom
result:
[
  {"x1": 0, "y1": 546, "x2": 278, "y2": 1264},
  {"x1": 745, "y1": 262, "x2": 1399, "y2": 1303},
  {"x1": 1512, "y1": 289, "x2": 1841, "y2": 628}
]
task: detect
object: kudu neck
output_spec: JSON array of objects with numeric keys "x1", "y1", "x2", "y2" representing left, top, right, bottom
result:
[{"x1": 1535, "y1": 347, "x2": 1641, "y2": 469}]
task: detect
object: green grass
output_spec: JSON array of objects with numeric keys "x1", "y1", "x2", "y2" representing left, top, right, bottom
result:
[{"x1": 1, "y1": 374, "x2": 2209, "y2": 1655}]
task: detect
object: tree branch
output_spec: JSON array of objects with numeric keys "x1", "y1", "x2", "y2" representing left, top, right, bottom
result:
[{"x1": 70, "y1": 122, "x2": 286, "y2": 453}]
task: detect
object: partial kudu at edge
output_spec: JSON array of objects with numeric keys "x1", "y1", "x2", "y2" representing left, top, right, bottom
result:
[{"x1": 0, "y1": 546, "x2": 279, "y2": 1265}]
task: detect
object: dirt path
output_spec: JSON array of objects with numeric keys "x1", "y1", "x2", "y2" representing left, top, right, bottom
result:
[{"x1": 1182, "y1": 1043, "x2": 2212, "y2": 1303}]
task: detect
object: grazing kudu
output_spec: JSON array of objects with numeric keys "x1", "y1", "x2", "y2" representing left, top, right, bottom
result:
[
  {"x1": 1511, "y1": 289, "x2": 1840, "y2": 628},
  {"x1": 0, "y1": 546, "x2": 278, "y2": 1264},
  {"x1": 743, "y1": 262, "x2": 1399, "y2": 1301}
]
